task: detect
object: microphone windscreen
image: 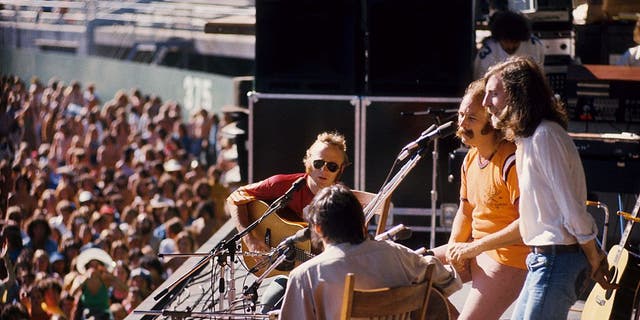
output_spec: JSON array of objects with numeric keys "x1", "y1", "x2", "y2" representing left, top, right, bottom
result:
[
  {"x1": 295, "y1": 227, "x2": 311, "y2": 241},
  {"x1": 393, "y1": 228, "x2": 413, "y2": 241},
  {"x1": 439, "y1": 121, "x2": 457, "y2": 138}
]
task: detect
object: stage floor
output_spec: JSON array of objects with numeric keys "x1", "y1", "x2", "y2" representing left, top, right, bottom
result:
[{"x1": 132, "y1": 220, "x2": 591, "y2": 320}]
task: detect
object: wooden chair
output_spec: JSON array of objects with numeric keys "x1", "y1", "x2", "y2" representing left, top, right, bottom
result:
[
  {"x1": 351, "y1": 189, "x2": 392, "y2": 236},
  {"x1": 340, "y1": 264, "x2": 435, "y2": 320}
]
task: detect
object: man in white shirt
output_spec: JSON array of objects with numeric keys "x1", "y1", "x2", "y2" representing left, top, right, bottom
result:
[
  {"x1": 482, "y1": 56, "x2": 615, "y2": 320},
  {"x1": 474, "y1": 10, "x2": 545, "y2": 79},
  {"x1": 278, "y1": 184, "x2": 461, "y2": 320}
]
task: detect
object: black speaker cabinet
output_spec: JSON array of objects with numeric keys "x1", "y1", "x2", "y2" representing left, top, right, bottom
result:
[
  {"x1": 249, "y1": 95, "x2": 357, "y2": 187},
  {"x1": 582, "y1": 158, "x2": 640, "y2": 194},
  {"x1": 255, "y1": 0, "x2": 364, "y2": 95},
  {"x1": 365, "y1": 0, "x2": 475, "y2": 97},
  {"x1": 363, "y1": 99, "x2": 461, "y2": 207},
  {"x1": 232, "y1": 76, "x2": 254, "y2": 108}
]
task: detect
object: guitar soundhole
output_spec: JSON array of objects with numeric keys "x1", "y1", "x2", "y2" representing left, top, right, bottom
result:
[{"x1": 604, "y1": 266, "x2": 618, "y2": 300}]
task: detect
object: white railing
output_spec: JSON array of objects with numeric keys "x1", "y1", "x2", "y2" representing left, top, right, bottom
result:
[
  {"x1": 0, "y1": 0, "x2": 254, "y2": 31},
  {"x1": 0, "y1": 0, "x2": 255, "y2": 55}
]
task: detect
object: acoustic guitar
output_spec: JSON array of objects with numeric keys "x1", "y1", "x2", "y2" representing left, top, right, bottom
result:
[
  {"x1": 240, "y1": 200, "x2": 314, "y2": 277},
  {"x1": 240, "y1": 190, "x2": 383, "y2": 277},
  {"x1": 582, "y1": 196, "x2": 640, "y2": 320}
]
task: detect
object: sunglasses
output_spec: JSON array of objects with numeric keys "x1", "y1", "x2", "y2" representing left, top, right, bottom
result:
[{"x1": 312, "y1": 160, "x2": 340, "y2": 173}]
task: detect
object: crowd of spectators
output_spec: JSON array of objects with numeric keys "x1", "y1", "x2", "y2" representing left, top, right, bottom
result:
[{"x1": 0, "y1": 74, "x2": 242, "y2": 320}]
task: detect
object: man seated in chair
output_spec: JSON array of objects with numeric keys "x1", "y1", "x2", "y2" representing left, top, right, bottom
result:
[{"x1": 278, "y1": 184, "x2": 461, "y2": 320}]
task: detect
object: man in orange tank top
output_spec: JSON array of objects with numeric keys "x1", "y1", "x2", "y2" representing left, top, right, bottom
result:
[{"x1": 432, "y1": 79, "x2": 528, "y2": 320}]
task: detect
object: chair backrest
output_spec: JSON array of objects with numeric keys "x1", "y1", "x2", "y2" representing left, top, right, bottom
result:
[
  {"x1": 351, "y1": 189, "x2": 392, "y2": 236},
  {"x1": 340, "y1": 264, "x2": 435, "y2": 320}
]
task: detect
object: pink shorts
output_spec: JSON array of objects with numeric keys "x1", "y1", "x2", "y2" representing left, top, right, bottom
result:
[{"x1": 432, "y1": 246, "x2": 527, "y2": 320}]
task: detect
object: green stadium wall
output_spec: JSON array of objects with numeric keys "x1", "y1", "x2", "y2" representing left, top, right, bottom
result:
[{"x1": 0, "y1": 48, "x2": 236, "y2": 120}]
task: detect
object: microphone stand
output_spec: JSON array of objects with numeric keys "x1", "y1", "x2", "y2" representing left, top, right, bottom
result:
[
  {"x1": 157, "y1": 250, "x2": 236, "y2": 311},
  {"x1": 428, "y1": 113, "x2": 447, "y2": 248},
  {"x1": 243, "y1": 245, "x2": 294, "y2": 312},
  {"x1": 404, "y1": 109, "x2": 450, "y2": 248},
  {"x1": 153, "y1": 183, "x2": 300, "y2": 308},
  {"x1": 430, "y1": 132, "x2": 439, "y2": 249},
  {"x1": 365, "y1": 116, "x2": 453, "y2": 248}
]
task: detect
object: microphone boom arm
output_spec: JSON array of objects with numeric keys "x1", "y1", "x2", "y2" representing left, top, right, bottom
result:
[
  {"x1": 218, "y1": 176, "x2": 304, "y2": 254},
  {"x1": 364, "y1": 147, "x2": 427, "y2": 226},
  {"x1": 153, "y1": 178, "x2": 304, "y2": 303}
]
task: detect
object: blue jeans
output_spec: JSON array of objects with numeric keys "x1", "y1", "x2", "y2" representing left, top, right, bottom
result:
[{"x1": 510, "y1": 250, "x2": 588, "y2": 320}]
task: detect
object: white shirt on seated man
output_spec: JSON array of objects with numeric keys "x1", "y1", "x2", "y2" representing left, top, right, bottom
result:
[{"x1": 277, "y1": 184, "x2": 461, "y2": 320}]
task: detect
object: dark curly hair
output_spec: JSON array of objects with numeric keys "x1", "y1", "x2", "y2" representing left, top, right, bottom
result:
[
  {"x1": 304, "y1": 184, "x2": 366, "y2": 245},
  {"x1": 489, "y1": 10, "x2": 531, "y2": 42}
]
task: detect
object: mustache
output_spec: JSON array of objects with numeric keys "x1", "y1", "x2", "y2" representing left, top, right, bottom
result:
[
  {"x1": 456, "y1": 127, "x2": 474, "y2": 139},
  {"x1": 456, "y1": 122, "x2": 495, "y2": 140}
]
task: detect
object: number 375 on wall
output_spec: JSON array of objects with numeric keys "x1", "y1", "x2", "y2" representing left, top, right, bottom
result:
[{"x1": 183, "y1": 76, "x2": 213, "y2": 112}]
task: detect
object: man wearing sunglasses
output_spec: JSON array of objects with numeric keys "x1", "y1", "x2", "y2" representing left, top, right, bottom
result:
[{"x1": 227, "y1": 131, "x2": 348, "y2": 256}]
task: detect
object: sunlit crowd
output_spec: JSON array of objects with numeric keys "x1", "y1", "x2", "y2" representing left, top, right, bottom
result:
[{"x1": 0, "y1": 74, "x2": 244, "y2": 320}]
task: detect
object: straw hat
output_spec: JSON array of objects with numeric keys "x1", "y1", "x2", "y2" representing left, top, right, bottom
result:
[
  {"x1": 75, "y1": 248, "x2": 116, "y2": 274},
  {"x1": 163, "y1": 159, "x2": 183, "y2": 172}
]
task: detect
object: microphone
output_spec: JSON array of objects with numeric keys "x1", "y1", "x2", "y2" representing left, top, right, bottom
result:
[
  {"x1": 281, "y1": 176, "x2": 306, "y2": 200},
  {"x1": 244, "y1": 229, "x2": 311, "y2": 297},
  {"x1": 419, "y1": 124, "x2": 438, "y2": 137},
  {"x1": 397, "y1": 121, "x2": 457, "y2": 160},
  {"x1": 277, "y1": 227, "x2": 311, "y2": 248},
  {"x1": 375, "y1": 224, "x2": 412, "y2": 241},
  {"x1": 274, "y1": 227, "x2": 310, "y2": 270},
  {"x1": 396, "y1": 124, "x2": 437, "y2": 161},
  {"x1": 248, "y1": 228, "x2": 311, "y2": 274}
]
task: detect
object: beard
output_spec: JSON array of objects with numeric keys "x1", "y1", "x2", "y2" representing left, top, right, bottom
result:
[
  {"x1": 490, "y1": 106, "x2": 510, "y2": 128},
  {"x1": 490, "y1": 114, "x2": 501, "y2": 128},
  {"x1": 480, "y1": 121, "x2": 494, "y2": 135}
]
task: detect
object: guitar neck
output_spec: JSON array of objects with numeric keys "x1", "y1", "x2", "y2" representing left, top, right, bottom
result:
[{"x1": 618, "y1": 195, "x2": 640, "y2": 251}]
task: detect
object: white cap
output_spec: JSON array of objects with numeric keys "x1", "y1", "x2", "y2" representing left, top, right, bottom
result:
[{"x1": 78, "y1": 191, "x2": 93, "y2": 203}]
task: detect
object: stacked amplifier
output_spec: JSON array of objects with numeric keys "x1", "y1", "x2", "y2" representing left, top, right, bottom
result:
[{"x1": 526, "y1": 0, "x2": 574, "y2": 100}]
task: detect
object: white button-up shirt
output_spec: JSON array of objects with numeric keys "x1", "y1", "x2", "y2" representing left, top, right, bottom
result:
[
  {"x1": 279, "y1": 239, "x2": 461, "y2": 320},
  {"x1": 515, "y1": 120, "x2": 599, "y2": 246}
]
